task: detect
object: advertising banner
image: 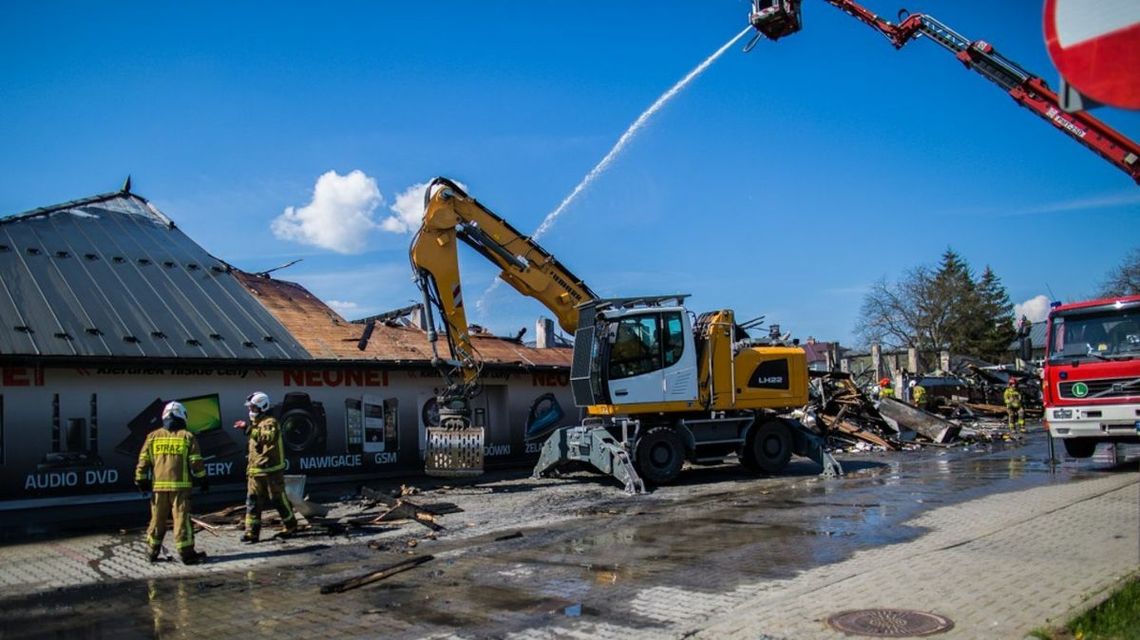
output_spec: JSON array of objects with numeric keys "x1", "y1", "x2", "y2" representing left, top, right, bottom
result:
[{"x1": 0, "y1": 364, "x2": 575, "y2": 508}]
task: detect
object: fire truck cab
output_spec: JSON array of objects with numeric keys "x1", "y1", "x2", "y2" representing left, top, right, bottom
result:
[{"x1": 1042, "y1": 294, "x2": 1140, "y2": 458}]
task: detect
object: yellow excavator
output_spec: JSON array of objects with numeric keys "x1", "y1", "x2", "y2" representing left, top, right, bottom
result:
[{"x1": 410, "y1": 178, "x2": 840, "y2": 492}]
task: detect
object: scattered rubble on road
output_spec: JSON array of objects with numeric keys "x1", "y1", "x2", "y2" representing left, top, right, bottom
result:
[{"x1": 188, "y1": 483, "x2": 465, "y2": 542}]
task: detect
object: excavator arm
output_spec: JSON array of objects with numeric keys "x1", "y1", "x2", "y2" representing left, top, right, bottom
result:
[
  {"x1": 409, "y1": 177, "x2": 596, "y2": 475},
  {"x1": 746, "y1": 0, "x2": 1140, "y2": 183},
  {"x1": 411, "y1": 177, "x2": 596, "y2": 381}
]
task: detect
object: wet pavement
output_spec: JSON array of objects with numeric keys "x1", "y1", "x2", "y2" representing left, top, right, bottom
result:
[{"x1": 1, "y1": 429, "x2": 1137, "y2": 639}]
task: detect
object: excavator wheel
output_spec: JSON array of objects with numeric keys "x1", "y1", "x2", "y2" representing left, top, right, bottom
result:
[
  {"x1": 634, "y1": 426, "x2": 686, "y2": 486},
  {"x1": 743, "y1": 419, "x2": 792, "y2": 475}
]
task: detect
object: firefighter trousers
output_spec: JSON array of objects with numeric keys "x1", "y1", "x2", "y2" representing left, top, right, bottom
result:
[
  {"x1": 245, "y1": 473, "x2": 296, "y2": 537},
  {"x1": 147, "y1": 489, "x2": 195, "y2": 553},
  {"x1": 1006, "y1": 404, "x2": 1025, "y2": 430}
]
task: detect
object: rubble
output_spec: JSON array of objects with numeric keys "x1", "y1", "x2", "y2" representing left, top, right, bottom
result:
[
  {"x1": 806, "y1": 367, "x2": 1034, "y2": 453},
  {"x1": 877, "y1": 398, "x2": 961, "y2": 444},
  {"x1": 809, "y1": 371, "x2": 900, "y2": 451},
  {"x1": 189, "y1": 484, "x2": 463, "y2": 540}
]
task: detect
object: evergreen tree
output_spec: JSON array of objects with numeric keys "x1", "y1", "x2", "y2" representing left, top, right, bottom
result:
[
  {"x1": 974, "y1": 266, "x2": 1017, "y2": 362},
  {"x1": 932, "y1": 248, "x2": 977, "y2": 355}
]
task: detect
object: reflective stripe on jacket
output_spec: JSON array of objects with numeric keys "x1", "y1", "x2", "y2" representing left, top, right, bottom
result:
[
  {"x1": 136, "y1": 429, "x2": 205, "y2": 491},
  {"x1": 246, "y1": 414, "x2": 286, "y2": 476}
]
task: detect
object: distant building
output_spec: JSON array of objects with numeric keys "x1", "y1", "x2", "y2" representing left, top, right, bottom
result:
[
  {"x1": 800, "y1": 337, "x2": 846, "y2": 372},
  {"x1": 0, "y1": 188, "x2": 575, "y2": 510}
]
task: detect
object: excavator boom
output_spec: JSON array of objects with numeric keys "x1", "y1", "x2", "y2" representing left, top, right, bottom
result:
[{"x1": 411, "y1": 177, "x2": 596, "y2": 384}]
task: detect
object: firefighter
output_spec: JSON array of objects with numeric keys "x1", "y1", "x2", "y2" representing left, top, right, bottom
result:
[
  {"x1": 1003, "y1": 378, "x2": 1025, "y2": 433},
  {"x1": 135, "y1": 401, "x2": 209, "y2": 564},
  {"x1": 878, "y1": 377, "x2": 894, "y2": 400},
  {"x1": 234, "y1": 391, "x2": 297, "y2": 543},
  {"x1": 910, "y1": 380, "x2": 927, "y2": 410}
]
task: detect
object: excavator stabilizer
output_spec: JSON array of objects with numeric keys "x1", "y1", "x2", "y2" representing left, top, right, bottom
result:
[
  {"x1": 787, "y1": 420, "x2": 844, "y2": 477},
  {"x1": 532, "y1": 425, "x2": 646, "y2": 495}
]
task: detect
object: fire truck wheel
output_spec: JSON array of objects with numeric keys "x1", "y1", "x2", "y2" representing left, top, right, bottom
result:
[
  {"x1": 634, "y1": 426, "x2": 686, "y2": 486},
  {"x1": 746, "y1": 419, "x2": 792, "y2": 475},
  {"x1": 1062, "y1": 438, "x2": 1097, "y2": 459}
]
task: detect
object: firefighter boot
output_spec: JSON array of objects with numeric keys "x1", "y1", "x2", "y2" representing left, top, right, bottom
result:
[
  {"x1": 180, "y1": 549, "x2": 207, "y2": 565},
  {"x1": 241, "y1": 528, "x2": 259, "y2": 544},
  {"x1": 278, "y1": 520, "x2": 298, "y2": 538},
  {"x1": 147, "y1": 546, "x2": 161, "y2": 563}
]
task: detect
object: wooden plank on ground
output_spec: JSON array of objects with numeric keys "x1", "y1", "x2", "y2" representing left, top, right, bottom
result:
[{"x1": 320, "y1": 555, "x2": 434, "y2": 594}]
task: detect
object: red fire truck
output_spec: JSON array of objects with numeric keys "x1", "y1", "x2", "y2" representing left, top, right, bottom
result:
[{"x1": 1042, "y1": 294, "x2": 1140, "y2": 458}]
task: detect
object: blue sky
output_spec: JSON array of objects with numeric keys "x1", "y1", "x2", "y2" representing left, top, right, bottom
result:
[{"x1": 2, "y1": 1, "x2": 1138, "y2": 347}]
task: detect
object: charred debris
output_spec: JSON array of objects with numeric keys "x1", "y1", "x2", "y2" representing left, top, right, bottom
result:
[{"x1": 805, "y1": 364, "x2": 1043, "y2": 452}]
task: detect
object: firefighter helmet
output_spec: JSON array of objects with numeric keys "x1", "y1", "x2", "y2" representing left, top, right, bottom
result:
[
  {"x1": 879, "y1": 377, "x2": 891, "y2": 387},
  {"x1": 245, "y1": 391, "x2": 271, "y2": 413},
  {"x1": 1008, "y1": 378, "x2": 1017, "y2": 386},
  {"x1": 162, "y1": 401, "x2": 187, "y2": 421}
]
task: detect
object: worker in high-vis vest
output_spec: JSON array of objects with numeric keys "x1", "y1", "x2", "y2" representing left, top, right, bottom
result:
[
  {"x1": 233, "y1": 391, "x2": 297, "y2": 543},
  {"x1": 135, "y1": 401, "x2": 209, "y2": 564},
  {"x1": 1003, "y1": 378, "x2": 1025, "y2": 433},
  {"x1": 878, "y1": 377, "x2": 894, "y2": 400},
  {"x1": 910, "y1": 380, "x2": 928, "y2": 410}
]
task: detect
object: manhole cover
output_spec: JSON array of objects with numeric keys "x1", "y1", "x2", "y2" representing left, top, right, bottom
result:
[{"x1": 827, "y1": 609, "x2": 954, "y2": 637}]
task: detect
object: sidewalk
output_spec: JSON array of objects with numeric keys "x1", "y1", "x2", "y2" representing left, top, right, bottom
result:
[{"x1": 686, "y1": 470, "x2": 1139, "y2": 639}]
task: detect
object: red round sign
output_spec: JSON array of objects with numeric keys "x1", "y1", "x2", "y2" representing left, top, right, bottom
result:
[{"x1": 1044, "y1": 0, "x2": 1140, "y2": 110}]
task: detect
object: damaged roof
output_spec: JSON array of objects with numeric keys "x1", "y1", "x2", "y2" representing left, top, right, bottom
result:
[
  {"x1": 235, "y1": 271, "x2": 572, "y2": 367},
  {"x1": 0, "y1": 190, "x2": 309, "y2": 360},
  {"x1": 1, "y1": 187, "x2": 571, "y2": 368}
]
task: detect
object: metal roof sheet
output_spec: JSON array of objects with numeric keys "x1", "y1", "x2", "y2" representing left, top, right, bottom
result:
[{"x1": 0, "y1": 191, "x2": 310, "y2": 361}]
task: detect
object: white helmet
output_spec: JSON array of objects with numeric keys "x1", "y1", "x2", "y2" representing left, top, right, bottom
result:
[
  {"x1": 162, "y1": 401, "x2": 187, "y2": 421},
  {"x1": 245, "y1": 391, "x2": 271, "y2": 413},
  {"x1": 909, "y1": 380, "x2": 917, "y2": 388}
]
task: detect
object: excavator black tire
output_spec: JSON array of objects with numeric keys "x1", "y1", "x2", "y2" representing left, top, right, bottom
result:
[
  {"x1": 742, "y1": 419, "x2": 792, "y2": 475},
  {"x1": 634, "y1": 426, "x2": 686, "y2": 486}
]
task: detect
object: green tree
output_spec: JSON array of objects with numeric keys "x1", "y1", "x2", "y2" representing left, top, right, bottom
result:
[
  {"x1": 933, "y1": 249, "x2": 978, "y2": 356},
  {"x1": 973, "y1": 266, "x2": 1017, "y2": 362}
]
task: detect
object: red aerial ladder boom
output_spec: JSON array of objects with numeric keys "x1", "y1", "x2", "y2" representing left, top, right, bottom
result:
[{"x1": 746, "y1": 0, "x2": 1140, "y2": 183}]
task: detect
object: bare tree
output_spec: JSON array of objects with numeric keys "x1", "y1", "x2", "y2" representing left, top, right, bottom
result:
[
  {"x1": 855, "y1": 266, "x2": 957, "y2": 350},
  {"x1": 1099, "y1": 248, "x2": 1140, "y2": 297}
]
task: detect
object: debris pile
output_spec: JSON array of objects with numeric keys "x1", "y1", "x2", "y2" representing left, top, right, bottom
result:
[
  {"x1": 808, "y1": 371, "x2": 899, "y2": 451},
  {"x1": 807, "y1": 368, "x2": 1035, "y2": 452},
  {"x1": 189, "y1": 482, "x2": 463, "y2": 541}
]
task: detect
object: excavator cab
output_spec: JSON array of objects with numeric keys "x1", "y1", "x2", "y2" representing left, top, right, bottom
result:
[{"x1": 749, "y1": 0, "x2": 803, "y2": 41}]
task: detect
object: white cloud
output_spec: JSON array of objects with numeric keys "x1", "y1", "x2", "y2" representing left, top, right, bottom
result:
[
  {"x1": 379, "y1": 179, "x2": 468, "y2": 234},
  {"x1": 1014, "y1": 295, "x2": 1051, "y2": 323},
  {"x1": 326, "y1": 300, "x2": 360, "y2": 316},
  {"x1": 272, "y1": 170, "x2": 382, "y2": 254}
]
